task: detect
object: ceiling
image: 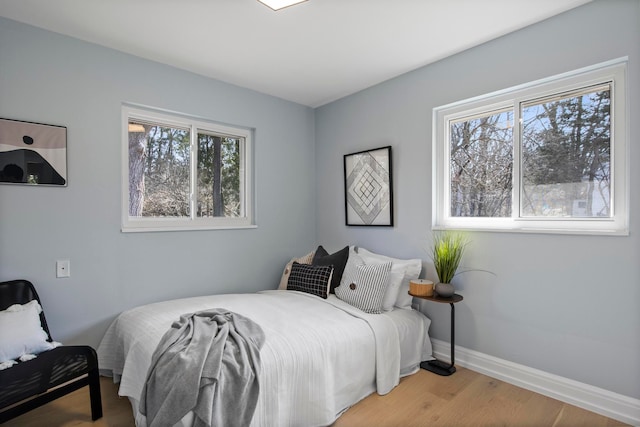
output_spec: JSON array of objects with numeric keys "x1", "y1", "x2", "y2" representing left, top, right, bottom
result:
[{"x1": 0, "y1": 0, "x2": 592, "y2": 108}]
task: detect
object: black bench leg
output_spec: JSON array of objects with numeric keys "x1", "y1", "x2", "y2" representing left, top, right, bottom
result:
[{"x1": 88, "y1": 369, "x2": 103, "y2": 420}]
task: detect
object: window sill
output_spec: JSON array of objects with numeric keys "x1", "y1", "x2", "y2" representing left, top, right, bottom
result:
[
  {"x1": 432, "y1": 222, "x2": 628, "y2": 237},
  {"x1": 121, "y1": 224, "x2": 257, "y2": 233}
]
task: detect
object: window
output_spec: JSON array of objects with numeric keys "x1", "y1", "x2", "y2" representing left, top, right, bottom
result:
[
  {"x1": 433, "y1": 59, "x2": 628, "y2": 235},
  {"x1": 122, "y1": 105, "x2": 253, "y2": 232}
]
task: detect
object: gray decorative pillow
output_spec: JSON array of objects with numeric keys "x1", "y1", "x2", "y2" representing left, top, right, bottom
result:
[
  {"x1": 287, "y1": 262, "x2": 333, "y2": 299},
  {"x1": 356, "y1": 247, "x2": 422, "y2": 309},
  {"x1": 335, "y1": 258, "x2": 391, "y2": 314}
]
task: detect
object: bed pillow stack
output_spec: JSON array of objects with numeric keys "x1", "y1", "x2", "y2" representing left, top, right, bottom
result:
[
  {"x1": 355, "y1": 247, "x2": 422, "y2": 310},
  {"x1": 278, "y1": 245, "x2": 421, "y2": 309}
]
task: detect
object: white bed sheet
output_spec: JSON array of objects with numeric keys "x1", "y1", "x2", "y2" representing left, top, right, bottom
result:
[{"x1": 97, "y1": 290, "x2": 431, "y2": 427}]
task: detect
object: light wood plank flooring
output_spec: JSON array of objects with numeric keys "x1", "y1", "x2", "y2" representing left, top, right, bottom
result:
[{"x1": 4, "y1": 368, "x2": 627, "y2": 426}]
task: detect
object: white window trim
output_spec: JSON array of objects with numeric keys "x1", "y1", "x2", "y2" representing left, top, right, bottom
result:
[
  {"x1": 433, "y1": 58, "x2": 629, "y2": 236},
  {"x1": 121, "y1": 104, "x2": 255, "y2": 232}
]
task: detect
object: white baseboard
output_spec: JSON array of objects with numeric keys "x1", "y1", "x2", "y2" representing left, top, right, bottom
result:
[{"x1": 431, "y1": 339, "x2": 640, "y2": 426}]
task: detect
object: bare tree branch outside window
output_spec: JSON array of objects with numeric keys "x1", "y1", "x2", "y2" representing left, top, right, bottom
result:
[
  {"x1": 521, "y1": 85, "x2": 611, "y2": 217},
  {"x1": 449, "y1": 110, "x2": 513, "y2": 218}
]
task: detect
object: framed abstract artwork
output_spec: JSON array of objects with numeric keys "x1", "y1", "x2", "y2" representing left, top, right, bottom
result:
[
  {"x1": 344, "y1": 146, "x2": 393, "y2": 226},
  {"x1": 0, "y1": 118, "x2": 67, "y2": 186}
]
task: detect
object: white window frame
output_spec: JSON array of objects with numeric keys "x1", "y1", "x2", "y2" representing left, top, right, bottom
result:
[
  {"x1": 433, "y1": 58, "x2": 628, "y2": 235},
  {"x1": 121, "y1": 104, "x2": 255, "y2": 232}
]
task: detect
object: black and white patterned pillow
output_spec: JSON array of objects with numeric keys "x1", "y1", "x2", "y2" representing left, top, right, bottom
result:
[
  {"x1": 335, "y1": 258, "x2": 392, "y2": 314},
  {"x1": 287, "y1": 262, "x2": 333, "y2": 299}
]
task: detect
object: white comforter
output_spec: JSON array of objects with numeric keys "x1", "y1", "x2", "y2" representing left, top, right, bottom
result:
[{"x1": 98, "y1": 290, "x2": 431, "y2": 427}]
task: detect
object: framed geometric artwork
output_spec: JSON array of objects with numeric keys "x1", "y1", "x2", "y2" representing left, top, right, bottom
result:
[
  {"x1": 0, "y1": 118, "x2": 67, "y2": 186},
  {"x1": 344, "y1": 145, "x2": 393, "y2": 226}
]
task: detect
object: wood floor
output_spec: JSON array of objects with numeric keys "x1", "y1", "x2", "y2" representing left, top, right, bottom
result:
[{"x1": 4, "y1": 368, "x2": 627, "y2": 427}]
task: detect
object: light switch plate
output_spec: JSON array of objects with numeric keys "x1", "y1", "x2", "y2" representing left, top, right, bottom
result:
[{"x1": 56, "y1": 260, "x2": 70, "y2": 278}]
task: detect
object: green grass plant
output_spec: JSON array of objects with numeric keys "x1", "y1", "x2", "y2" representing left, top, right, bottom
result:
[{"x1": 432, "y1": 231, "x2": 469, "y2": 284}]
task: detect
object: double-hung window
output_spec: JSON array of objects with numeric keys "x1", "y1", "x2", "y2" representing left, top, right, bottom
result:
[
  {"x1": 122, "y1": 105, "x2": 254, "y2": 232},
  {"x1": 433, "y1": 59, "x2": 628, "y2": 235}
]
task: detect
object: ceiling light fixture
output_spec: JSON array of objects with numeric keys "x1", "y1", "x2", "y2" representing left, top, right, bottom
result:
[{"x1": 258, "y1": 0, "x2": 307, "y2": 11}]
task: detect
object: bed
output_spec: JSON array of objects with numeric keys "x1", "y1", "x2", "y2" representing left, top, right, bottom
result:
[{"x1": 97, "y1": 289, "x2": 431, "y2": 427}]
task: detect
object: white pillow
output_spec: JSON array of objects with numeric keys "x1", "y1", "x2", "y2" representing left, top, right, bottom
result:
[
  {"x1": 356, "y1": 247, "x2": 422, "y2": 309},
  {"x1": 383, "y1": 269, "x2": 405, "y2": 311},
  {"x1": 0, "y1": 300, "x2": 57, "y2": 364},
  {"x1": 335, "y1": 254, "x2": 391, "y2": 314},
  {"x1": 278, "y1": 250, "x2": 315, "y2": 290}
]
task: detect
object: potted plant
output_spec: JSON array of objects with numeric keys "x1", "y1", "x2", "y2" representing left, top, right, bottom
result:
[{"x1": 431, "y1": 230, "x2": 469, "y2": 297}]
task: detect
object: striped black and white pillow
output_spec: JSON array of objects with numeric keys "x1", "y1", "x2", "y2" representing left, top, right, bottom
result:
[
  {"x1": 335, "y1": 258, "x2": 391, "y2": 314},
  {"x1": 286, "y1": 262, "x2": 333, "y2": 299}
]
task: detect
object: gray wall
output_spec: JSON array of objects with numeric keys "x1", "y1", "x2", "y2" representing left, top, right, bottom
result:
[
  {"x1": 0, "y1": 17, "x2": 316, "y2": 347},
  {"x1": 315, "y1": 0, "x2": 640, "y2": 399}
]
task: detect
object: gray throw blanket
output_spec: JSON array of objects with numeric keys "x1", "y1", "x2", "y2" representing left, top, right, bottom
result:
[{"x1": 139, "y1": 309, "x2": 265, "y2": 427}]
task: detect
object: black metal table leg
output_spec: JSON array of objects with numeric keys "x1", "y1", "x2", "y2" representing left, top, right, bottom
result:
[{"x1": 421, "y1": 301, "x2": 457, "y2": 376}]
